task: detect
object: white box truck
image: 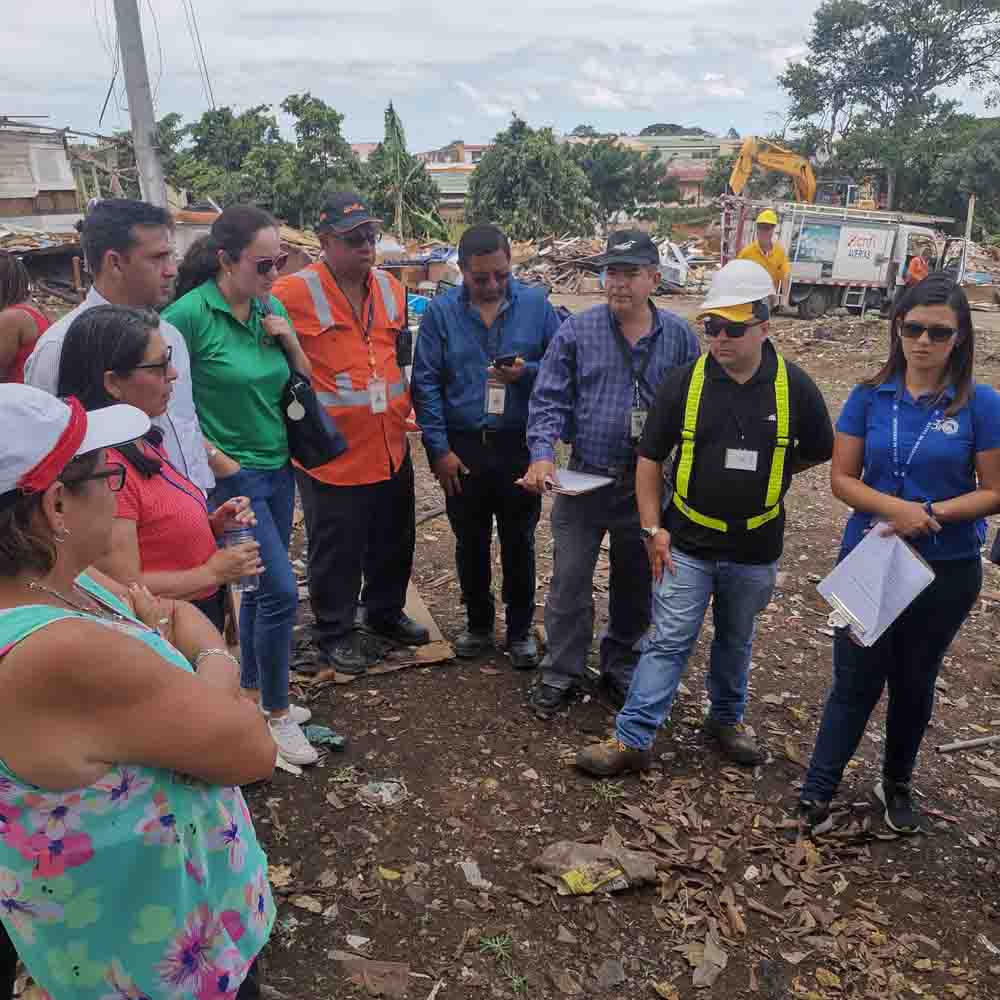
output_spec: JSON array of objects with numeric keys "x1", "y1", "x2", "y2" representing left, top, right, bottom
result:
[{"x1": 721, "y1": 196, "x2": 954, "y2": 318}]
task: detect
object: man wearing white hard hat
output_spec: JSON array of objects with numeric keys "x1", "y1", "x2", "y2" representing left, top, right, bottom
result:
[
  {"x1": 738, "y1": 208, "x2": 791, "y2": 298},
  {"x1": 576, "y1": 260, "x2": 833, "y2": 776}
]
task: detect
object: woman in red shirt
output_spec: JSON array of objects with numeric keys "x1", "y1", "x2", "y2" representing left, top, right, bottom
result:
[
  {"x1": 0, "y1": 251, "x2": 50, "y2": 382},
  {"x1": 55, "y1": 304, "x2": 262, "y2": 630}
]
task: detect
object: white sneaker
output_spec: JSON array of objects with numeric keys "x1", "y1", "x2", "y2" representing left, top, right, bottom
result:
[
  {"x1": 261, "y1": 702, "x2": 312, "y2": 725},
  {"x1": 268, "y1": 715, "x2": 319, "y2": 766}
]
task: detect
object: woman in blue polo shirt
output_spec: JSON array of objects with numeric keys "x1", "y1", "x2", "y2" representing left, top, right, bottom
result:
[{"x1": 800, "y1": 273, "x2": 1000, "y2": 834}]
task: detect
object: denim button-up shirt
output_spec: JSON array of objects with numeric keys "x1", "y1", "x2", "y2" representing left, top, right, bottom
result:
[
  {"x1": 528, "y1": 302, "x2": 700, "y2": 474},
  {"x1": 412, "y1": 279, "x2": 563, "y2": 462}
]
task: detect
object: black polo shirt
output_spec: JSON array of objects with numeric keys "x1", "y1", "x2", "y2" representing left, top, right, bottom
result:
[{"x1": 638, "y1": 340, "x2": 833, "y2": 564}]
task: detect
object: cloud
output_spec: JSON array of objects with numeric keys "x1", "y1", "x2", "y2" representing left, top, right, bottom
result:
[{"x1": 7, "y1": 1, "x2": 988, "y2": 153}]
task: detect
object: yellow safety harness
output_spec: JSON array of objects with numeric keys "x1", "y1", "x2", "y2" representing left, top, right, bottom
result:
[{"x1": 673, "y1": 353, "x2": 790, "y2": 532}]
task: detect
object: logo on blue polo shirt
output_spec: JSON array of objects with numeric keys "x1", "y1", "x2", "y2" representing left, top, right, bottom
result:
[{"x1": 932, "y1": 418, "x2": 959, "y2": 435}]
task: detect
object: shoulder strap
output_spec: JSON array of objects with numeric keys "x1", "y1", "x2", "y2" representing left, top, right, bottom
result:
[
  {"x1": 371, "y1": 269, "x2": 399, "y2": 325},
  {"x1": 297, "y1": 268, "x2": 335, "y2": 331},
  {"x1": 765, "y1": 354, "x2": 791, "y2": 508},
  {"x1": 675, "y1": 355, "x2": 707, "y2": 500}
]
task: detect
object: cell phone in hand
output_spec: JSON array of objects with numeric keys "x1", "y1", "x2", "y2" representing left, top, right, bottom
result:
[{"x1": 494, "y1": 354, "x2": 517, "y2": 368}]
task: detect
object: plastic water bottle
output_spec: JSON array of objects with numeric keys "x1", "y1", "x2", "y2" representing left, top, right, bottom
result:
[{"x1": 223, "y1": 522, "x2": 259, "y2": 594}]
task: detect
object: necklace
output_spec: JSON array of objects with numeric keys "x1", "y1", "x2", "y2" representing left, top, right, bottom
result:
[{"x1": 28, "y1": 579, "x2": 144, "y2": 629}]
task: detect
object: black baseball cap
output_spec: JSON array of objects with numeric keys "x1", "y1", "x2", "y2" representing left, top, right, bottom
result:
[
  {"x1": 316, "y1": 192, "x2": 382, "y2": 234},
  {"x1": 592, "y1": 229, "x2": 660, "y2": 268}
]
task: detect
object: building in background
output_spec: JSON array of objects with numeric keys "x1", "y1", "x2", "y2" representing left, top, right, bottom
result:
[{"x1": 0, "y1": 124, "x2": 81, "y2": 232}]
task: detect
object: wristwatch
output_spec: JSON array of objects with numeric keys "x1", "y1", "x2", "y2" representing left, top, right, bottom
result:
[{"x1": 640, "y1": 526, "x2": 660, "y2": 540}]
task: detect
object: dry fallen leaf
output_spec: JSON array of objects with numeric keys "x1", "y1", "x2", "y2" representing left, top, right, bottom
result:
[
  {"x1": 972, "y1": 775, "x2": 1000, "y2": 790},
  {"x1": 784, "y1": 737, "x2": 808, "y2": 767},
  {"x1": 652, "y1": 982, "x2": 680, "y2": 999},
  {"x1": 781, "y1": 951, "x2": 810, "y2": 965},
  {"x1": 815, "y1": 968, "x2": 842, "y2": 989},
  {"x1": 378, "y1": 866, "x2": 402, "y2": 881},
  {"x1": 289, "y1": 894, "x2": 323, "y2": 913},
  {"x1": 268, "y1": 864, "x2": 293, "y2": 888}
]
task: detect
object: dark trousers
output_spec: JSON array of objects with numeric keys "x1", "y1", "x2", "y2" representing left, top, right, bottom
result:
[
  {"x1": 0, "y1": 922, "x2": 15, "y2": 1000},
  {"x1": 444, "y1": 431, "x2": 542, "y2": 639},
  {"x1": 803, "y1": 556, "x2": 982, "y2": 803},
  {"x1": 542, "y1": 472, "x2": 652, "y2": 694},
  {"x1": 296, "y1": 451, "x2": 416, "y2": 643},
  {"x1": 193, "y1": 588, "x2": 227, "y2": 633}
]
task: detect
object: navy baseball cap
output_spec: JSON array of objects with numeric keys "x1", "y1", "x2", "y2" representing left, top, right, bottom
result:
[
  {"x1": 316, "y1": 192, "x2": 381, "y2": 234},
  {"x1": 592, "y1": 229, "x2": 660, "y2": 267}
]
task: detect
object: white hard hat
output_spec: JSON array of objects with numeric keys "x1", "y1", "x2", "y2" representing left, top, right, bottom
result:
[{"x1": 698, "y1": 260, "x2": 775, "y2": 322}]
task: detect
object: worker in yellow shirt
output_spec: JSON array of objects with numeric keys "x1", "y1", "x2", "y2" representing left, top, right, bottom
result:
[{"x1": 737, "y1": 209, "x2": 791, "y2": 300}]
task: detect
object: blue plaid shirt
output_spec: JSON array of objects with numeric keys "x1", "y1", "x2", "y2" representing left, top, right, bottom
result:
[{"x1": 528, "y1": 303, "x2": 700, "y2": 473}]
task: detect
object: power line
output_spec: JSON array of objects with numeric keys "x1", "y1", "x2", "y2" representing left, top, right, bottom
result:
[
  {"x1": 145, "y1": 0, "x2": 165, "y2": 107},
  {"x1": 179, "y1": 0, "x2": 215, "y2": 110}
]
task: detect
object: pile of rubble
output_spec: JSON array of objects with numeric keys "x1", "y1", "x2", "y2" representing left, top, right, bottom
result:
[
  {"x1": 0, "y1": 224, "x2": 80, "y2": 255},
  {"x1": 512, "y1": 235, "x2": 721, "y2": 295}
]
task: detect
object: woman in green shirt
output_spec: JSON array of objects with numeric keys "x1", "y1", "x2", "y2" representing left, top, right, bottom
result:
[{"x1": 166, "y1": 206, "x2": 318, "y2": 767}]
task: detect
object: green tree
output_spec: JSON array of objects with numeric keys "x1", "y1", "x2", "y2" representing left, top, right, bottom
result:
[
  {"x1": 780, "y1": 0, "x2": 1000, "y2": 207},
  {"x1": 571, "y1": 124, "x2": 600, "y2": 137},
  {"x1": 280, "y1": 93, "x2": 362, "y2": 228},
  {"x1": 639, "y1": 123, "x2": 711, "y2": 137},
  {"x1": 364, "y1": 102, "x2": 445, "y2": 239},
  {"x1": 467, "y1": 116, "x2": 594, "y2": 238},
  {"x1": 569, "y1": 139, "x2": 680, "y2": 229},
  {"x1": 185, "y1": 105, "x2": 281, "y2": 173}
]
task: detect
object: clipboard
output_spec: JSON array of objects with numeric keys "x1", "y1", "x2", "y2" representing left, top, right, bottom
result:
[{"x1": 817, "y1": 526, "x2": 935, "y2": 647}]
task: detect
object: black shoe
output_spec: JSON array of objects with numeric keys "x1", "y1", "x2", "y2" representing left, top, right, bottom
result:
[
  {"x1": 367, "y1": 613, "x2": 430, "y2": 646},
  {"x1": 795, "y1": 798, "x2": 834, "y2": 835},
  {"x1": 455, "y1": 630, "x2": 495, "y2": 658},
  {"x1": 507, "y1": 634, "x2": 539, "y2": 670},
  {"x1": 874, "y1": 779, "x2": 921, "y2": 834},
  {"x1": 530, "y1": 683, "x2": 573, "y2": 720},
  {"x1": 599, "y1": 674, "x2": 628, "y2": 710},
  {"x1": 320, "y1": 631, "x2": 381, "y2": 675}
]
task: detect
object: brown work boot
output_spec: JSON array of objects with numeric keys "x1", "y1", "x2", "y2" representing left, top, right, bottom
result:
[
  {"x1": 575, "y1": 738, "x2": 651, "y2": 778},
  {"x1": 703, "y1": 716, "x2": 765, "y2": 765}
]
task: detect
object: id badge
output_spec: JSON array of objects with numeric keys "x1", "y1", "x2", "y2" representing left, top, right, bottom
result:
[
  {"x1": 369, "y1": 377, "x2": 388, "y2": 414},
  {"x1": 725, "y1": 448, "x2": 759, "y2": 472},
  {"x1": 486, "y1": 378, "x2": 507, "y2": 416},
  {"x1": 630, "y1": 408, "x2": 648, "y2": 441}
]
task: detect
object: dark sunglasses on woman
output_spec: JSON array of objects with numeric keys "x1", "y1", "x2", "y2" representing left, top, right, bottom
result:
[
  {"x1": 255, "y1": 253, "x2": 289, "y2": 276},
  {"x1": 898, "y1": 321, "x2": 957, "y2": 343},
  {"x1": 124, "y1": 345, "x2": 173, "y2": 375},
  {"x1": 60, "y1": 461, "x2": 127, "y2": 493}
]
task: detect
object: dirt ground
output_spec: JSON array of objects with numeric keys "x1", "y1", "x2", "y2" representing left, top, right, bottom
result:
[{"x1": 248, "y1": 301, "x2": 1000, "y2": 1000}]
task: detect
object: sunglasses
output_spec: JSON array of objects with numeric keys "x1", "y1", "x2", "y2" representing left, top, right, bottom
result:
[
  {"x1": 899, "y1": 321, "x2": 957, "y2": 343},
  {"x1": 255, "y1": 253, "x2": 289, "y2": 276},
  {"x1": 61, "y1": 462, "x2": 126, "y2": 493},
  {"x1": 126, "y1": 345, "x2": 173, "y2": 375},
  {"x1": 703, "y1": 317, "x2": 762, "y2": 339},
  {"x1": 338, "y1": 227, "x2": 379, "y2": 248}
]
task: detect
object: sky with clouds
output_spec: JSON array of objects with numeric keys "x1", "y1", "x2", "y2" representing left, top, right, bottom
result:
[{"x1": 6, "y1": 2, "x2": 989, "y2": 152}]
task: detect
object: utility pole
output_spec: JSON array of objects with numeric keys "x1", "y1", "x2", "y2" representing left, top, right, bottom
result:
[
  {"x1": 113, "y1": 0, "x2": 167, "y2": 207},
  {"x1": 965, "y1": 193, "x2": 976, "y2": 241}
]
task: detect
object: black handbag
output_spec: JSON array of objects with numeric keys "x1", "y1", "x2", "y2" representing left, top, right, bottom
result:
[{"x1": 260, "y1": 298, "x2": 349, "y2": 469}]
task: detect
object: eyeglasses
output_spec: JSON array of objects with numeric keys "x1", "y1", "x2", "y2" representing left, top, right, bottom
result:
[
  {"x1": 899, "y1": 321, "x2": 957, "y2": 343},
  {"x1": 61, "y1": 462, "x2": 126, "y2": 493},
  {"x1": 127, "y1": 345, "x2": 173, "y2": 375},
  {"x1": 703, "y1": 317, "x2": 762, "y2": 339},
  {"x1": 338, "y1": 227, "x2": 379, "y2": 248},
  {"x1": 255, "y1": 253, "x2": 289, "y2": 275}
]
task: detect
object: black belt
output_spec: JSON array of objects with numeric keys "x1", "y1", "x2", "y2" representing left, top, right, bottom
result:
[{"x1": 451, "y1": 428, "x2": 527, "y2": 447}]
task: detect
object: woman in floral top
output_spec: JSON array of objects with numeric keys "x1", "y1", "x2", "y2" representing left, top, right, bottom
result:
[{"x1": 0, "y1": 385, "x2": 276, "y2": 999}]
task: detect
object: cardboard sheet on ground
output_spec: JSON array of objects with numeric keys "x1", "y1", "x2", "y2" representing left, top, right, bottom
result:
[{"x1": 315, "y1": 582, "x2": 454, "y2": 684}]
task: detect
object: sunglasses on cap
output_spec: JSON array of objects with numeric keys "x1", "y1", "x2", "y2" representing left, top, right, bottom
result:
[
  {"x1": 899, "y1": 320, "x2": 957, "y2": 343},
  {"x1": 254, "y1": 253, "x2": 289, "y2": 276},
  {"x1": 337, "y1": 226, "x2": 379, "y2": 248},
  {"x1": 703, "y1": 317, "x2": 764, "y2": 339}
]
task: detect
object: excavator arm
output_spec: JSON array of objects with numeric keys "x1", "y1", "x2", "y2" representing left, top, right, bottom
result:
[{"x1": 728, "y1": 137, "x2": 817, "y2": 204}]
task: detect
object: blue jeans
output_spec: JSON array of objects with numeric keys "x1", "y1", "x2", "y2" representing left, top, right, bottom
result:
[
  {"x1": 616, "y1": 549, "x2": 777, "y2": 750},
  {"x1": 802, "y1": 557, "x2": 981, "y2": 803},
  {"x1": 211, "y1": 465, "x2": 298, "y2": 713}
]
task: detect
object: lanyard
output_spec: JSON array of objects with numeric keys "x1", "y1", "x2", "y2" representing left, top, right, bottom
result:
[
  {"x1": 891, "y1": 394, "x2": 941, "y2": 494},
  {"x1": 613, "y1": 320, "x2": 656, "y2": 409},
  {"x1": 327, "y1": 263, "x2": 378, "y2": 375}
]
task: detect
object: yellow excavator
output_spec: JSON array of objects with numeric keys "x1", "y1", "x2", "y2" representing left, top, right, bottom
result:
[{"x1": 728, "y1": 137, "x2": 817, "y2": 204}]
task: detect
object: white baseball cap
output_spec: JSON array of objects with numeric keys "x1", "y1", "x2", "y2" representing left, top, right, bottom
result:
[{"x1": 0, "y1": 384, "x2": 150, "y2": 499}]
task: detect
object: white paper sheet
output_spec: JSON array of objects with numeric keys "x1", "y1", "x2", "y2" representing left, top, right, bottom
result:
[
  {"x1": 548, "y1": 470, "x2": 615, "y2": 496},
  {"x1": 817, "y1": 526, "x2": 935, "y2": 646}
]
